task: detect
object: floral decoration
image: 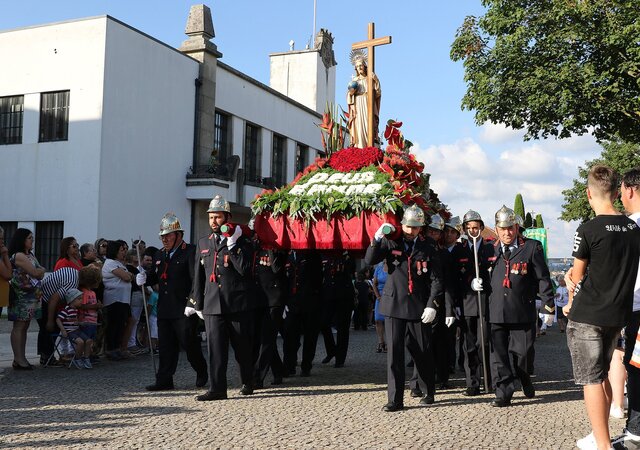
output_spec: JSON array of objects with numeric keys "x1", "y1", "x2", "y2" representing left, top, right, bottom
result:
[{"x1": 328, "y1": 146, "x2": 383, "y2": 172}]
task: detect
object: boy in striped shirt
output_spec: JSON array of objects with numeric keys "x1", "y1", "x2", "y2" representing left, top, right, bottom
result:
[{"x1": 56, "y1": 288, "x2": 94, "y2": 369}]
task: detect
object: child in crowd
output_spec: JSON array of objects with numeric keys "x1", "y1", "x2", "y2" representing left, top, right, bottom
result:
[
  {"x1": 77, "y1": 266, "x2": 103, "y2": 363},
  {"x1": 57, "y1": 288, "x2": 95, "y2": 369},
  {"x1": 554, "y1": 275, "x2": 569, "y2": 333}
]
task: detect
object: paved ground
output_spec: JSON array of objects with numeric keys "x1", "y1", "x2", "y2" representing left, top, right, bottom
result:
[{"x1": 0, "y1": 319, "x2": 626, "y2": 449}]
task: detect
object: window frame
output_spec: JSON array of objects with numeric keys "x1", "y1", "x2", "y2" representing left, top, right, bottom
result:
[
  {"x1": 39, "y1": 90, "x2": 70, "y2": 143},
  {"x1": 243, "y1": 122, "x2": 262, "y2": 185},
  {"x1": 0, "y1": 95, "x2": 24, "y2": 145},
  {"x1": 271, "y1": 133, "x2": 287, "y2": 188}
]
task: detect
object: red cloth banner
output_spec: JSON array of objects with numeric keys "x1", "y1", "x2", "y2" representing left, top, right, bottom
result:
[{"x1": 254, "y1": 211, "x2": 401, "y2": 250}]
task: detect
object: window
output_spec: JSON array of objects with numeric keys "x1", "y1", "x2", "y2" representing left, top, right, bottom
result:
[
  {"x1": 35, "y1": 221, "x2": 63, "y2": 270},
  {"x1": 213, "y1": 111, "x2": 231, "y2": 176},
  {"x1": 271, "y1": 134, "x2": 287, "y2": 187},
  {"x1": 243, "y1": 123, "x2": 261, "y2": 184},
  {"x1": 296, "y1": 143, "x2": 308, "y2": 175},
  {"x1": 0, "y1": 95, "x2": 24, "y2": 145},
  {"x1": 40, "y1": 90, "x2": 70, "y2": 142},
  {"x1": 0, "y1": 222, "x2": 18, "y2": 245}
]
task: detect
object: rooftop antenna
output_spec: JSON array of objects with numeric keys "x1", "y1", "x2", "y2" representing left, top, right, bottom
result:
[
  {"x1": 312, "y1": 0, "x2": 317, "y2": 42},
  {"x1": 289, "y1": 39, "x2": 295, "y2": 51}
]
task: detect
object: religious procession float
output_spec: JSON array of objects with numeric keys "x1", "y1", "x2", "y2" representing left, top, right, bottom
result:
[{"x1": 251, "y1": 29, "x2": 450, "y2": 250}]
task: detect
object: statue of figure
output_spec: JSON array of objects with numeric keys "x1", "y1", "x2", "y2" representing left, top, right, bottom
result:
[{"x1": 347, "y1": 49, "x2": 381, "y2": 148}]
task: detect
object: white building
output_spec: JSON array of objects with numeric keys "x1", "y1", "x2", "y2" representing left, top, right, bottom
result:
[{"x1": 0, "y1": 5, "x2": 336, "y2": 267}]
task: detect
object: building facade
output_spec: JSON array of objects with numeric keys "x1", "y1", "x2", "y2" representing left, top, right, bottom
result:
[{"x1": 0, "y1": 5, "x2": 336, "y2": 267}]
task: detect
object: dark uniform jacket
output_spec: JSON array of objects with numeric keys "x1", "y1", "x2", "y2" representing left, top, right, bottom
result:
[
  {"x1": 488, "y1": 236, "x2": 554, "y2": 324},
  {"x1": 285, "y1": 251, "x2": 322, "y2": 313},
  {"x1": 458, "y1": 239, "x2": 494, "y2": 317},
  {"x1": 438, "y1": 246, "x2": 458, "y2": 318},
  {"x1": 253, "y1": 245, "x2": 287, "y2": 309},
  {"x1": 364, "y1": 235, "x2": 443, "y2": 320},
  {"x1": 153, "y1": 242, "x2": 196, "y2": 320},
  {"x1": 321, "y1": 252, "x2": 356, "y2": 309},
  {"x1": 191, "y1": 232, "x2": 257, "y2": 315}
]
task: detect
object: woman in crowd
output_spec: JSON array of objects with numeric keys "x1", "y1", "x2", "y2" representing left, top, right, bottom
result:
[
  {"x1": 101, "y1": 240, "x2": 132, "y2": 360},
  {"x1": 372, "y1": 260, "x2": 388, "y2": 353},
  {"x1": 54, "y1": 236, "x2": 83, "y2": 271},
  {"x1": 8, "y1": 228, "x2": 46, "y2": 369},
  {"x1": 94, "y1": 238, "x2": 108, "y2": 263},
  {"x1": 0, "y1": 226, "x2": 12, "y2": 317}
]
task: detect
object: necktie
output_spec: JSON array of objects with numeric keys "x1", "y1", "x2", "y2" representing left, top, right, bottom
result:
[
  {"x1": 504, "y1": 246, "x2": 511, "y2": 260},
  {"x1": 406, "y1": 240, "x2": 414, "y2": 254}
]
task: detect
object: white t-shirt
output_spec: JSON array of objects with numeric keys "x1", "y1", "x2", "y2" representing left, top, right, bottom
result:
[
  {"x1": 102, "y1": 259, "x2": 132, "y2": 307},
  {"x1": 630, "y1": 212, "x2": 640, "y2": 312}
]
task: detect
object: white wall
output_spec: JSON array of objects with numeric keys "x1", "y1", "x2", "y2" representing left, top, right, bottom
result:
[
  {"x1": 99, "y1": 18, "x2": 199, "y2": 243},
  {"x1": 0, "y1": 17, "x2": 107, "y2": 245}
]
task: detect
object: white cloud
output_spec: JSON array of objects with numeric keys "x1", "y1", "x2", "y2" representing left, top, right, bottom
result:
[
  {"x1": 411, "y1": 134, "x2": 601, "y2": 257},
  {"x1": 479, "y1": 122, "x2": 524, "y2": 144}
]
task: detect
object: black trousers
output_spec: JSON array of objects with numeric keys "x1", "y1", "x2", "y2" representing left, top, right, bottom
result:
[
  {"x1": 283, "y1": 307, "x2": 320, "y2": 373},
  {"x1": 353, "y1": 299, "x2": 370, "y2": 330},
  {"x1": 461, "y1": 316, "x2": 492, "y2": 389},
  {"x1": 204, "y1": 311, "x2": 254, "y2": 393},
  {"x1": 624, "y1": 311, "x2": 640, "y2": 435},
  {"x1": 156, "y1": 315, "x2": 207, "y2": 385},
  {"x1": 431, "y1": 320, "x2": 451, "y2": 384},
  {"x1": 104, "y1": 302, "x2": 130, "y2": 352},
  {"x1": 321, "y1": 302, "x2": 352, "y2": 365},
  {"x1": 385, "y1": 317, "x2": 434, "y2": 404},
  {"x1": 489, "y1": 322, "x2": 535, "y2": 401},
  {"x1": 36, "y1": 303, "x2": 55, "y2": 358},
  {"x1": 253, "y1": 306, "x2": 285, "y2": 384}
]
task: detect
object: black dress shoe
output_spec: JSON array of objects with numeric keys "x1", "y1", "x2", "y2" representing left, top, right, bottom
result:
[
  {"x1": 410, "y1": 388, "x2": 424, "y2": 398},
  {"x1": 420, "y1": 395, "x2": 435, "y2": 405},
  {"x1": 522, "y1": 381, "x2": 535, "y2": 398},
  {"x1": 321, "y1": 354, "x2": 334, "y2": 364},
  {"x1": 490, "y1": 398, "x2": 511, "y2": 407},
  {"x1": 146, "y1": 382, "x2": 174, "y2": 391},
  {"x1": 300, "y1": 369, "x2": 311, "y2": 377},
  {"x1": 239, "y1": 384, "x2": 254, "y2": 395},
  {"x1": 271, "y1": 377, "x2": 283, "y2": 385},
  {"x1": 334, "y1": 362, "x2": 344, "y2": 368},
  {"x1": 196, "y1": 391, "x2": 227, "y2": 401},
  {"x1": 382, "y1": 402, "x2": 404, "y2": 412},
  {"x1": 195, "y1": 372, "x2": 208, "y2": 388},
  {"x1": 463, "y1": 387, "x2": 481, "y2": 396}
]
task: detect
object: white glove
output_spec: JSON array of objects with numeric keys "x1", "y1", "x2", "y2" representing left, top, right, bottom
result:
[
  {"x1": 421, "y1": 307, "x2": 437, "y2": 324},
  {"x1": 471, "y1": 277, "x2": 483, "y2": 292},
  {"x1": 227, "y1": 224, "x2": 243, "y2": 248},
  {"x1": 184, "y1": 306, "x2": 197, "y2": 317},
  {"x1": 196, "y1": 310, "x2": 204, "y2": 320},
  {"x1": 135, "y1": 272, "x2": 147, "y2": 286},
  {"x1": 374, "y1": 223, "x2": 395, "y2": 241},
  {"x1": 445, "y1": 316, "x2": 455, "y2": 328}
]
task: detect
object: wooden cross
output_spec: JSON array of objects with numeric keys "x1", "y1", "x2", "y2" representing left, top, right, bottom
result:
[{"x1": 351, "y1": 23, "x2": 392, "y2": 147}]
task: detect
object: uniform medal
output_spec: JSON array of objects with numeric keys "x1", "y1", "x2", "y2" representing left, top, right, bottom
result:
[
  {"x1": 416, "y1": 261, "x2": 422, "y2": 275},
  {"x1": 422, "y1": 261, "x2": 428, "y2": 274},
  {"x1": 522, "y1": 263, "x2": 528, "y2": 275},
  {"x1": 223, "y1": 255, "x2": 229, "y2": 268}
]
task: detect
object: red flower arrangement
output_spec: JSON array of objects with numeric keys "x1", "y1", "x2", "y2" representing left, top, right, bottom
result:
[{"x1": 328, "y1": 146, "x2": 383, "y2": 173}]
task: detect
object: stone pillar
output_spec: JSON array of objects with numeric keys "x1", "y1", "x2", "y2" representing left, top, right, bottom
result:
[{"x1": 179, "y1": 4, "x2": 223, "y2": 169}]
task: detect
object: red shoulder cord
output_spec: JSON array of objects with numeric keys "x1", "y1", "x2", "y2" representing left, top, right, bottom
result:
[
  {"x1": 209, "y1": 238, "x2": 218, "y2": 283},
  {"x1": 160, "y1": 252, "x2": 169, "y2": 280},
  {"x1": 407, "y1": 255, "x2": 414, "y2": 294},
  {"x1": 502, "y1": 255, "x2": 511, "y2": 288}
]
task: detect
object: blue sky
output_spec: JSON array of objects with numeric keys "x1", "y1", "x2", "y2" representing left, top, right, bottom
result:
[{"x1": 1, "y1": 1, "x2": 602, "y2": 257}]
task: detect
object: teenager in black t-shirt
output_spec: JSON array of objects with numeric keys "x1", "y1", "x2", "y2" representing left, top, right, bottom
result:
[{"x1": 564, "y1": 165, "x2": 640, "y2": 450}]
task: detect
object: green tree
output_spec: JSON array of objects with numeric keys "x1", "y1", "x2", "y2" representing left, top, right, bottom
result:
[
  {"x1": 514, "y1": 193, "x2": 525, "y2": 221},
  {"x1": 524, "y1": 212, "x2": 533, "y2": 228},
  {"x1": 535, "y1": 214, "x2": 544, "y2": 228},
  {"x1": 450, "y1": 1, "x2": 640, "y2": 143},
  {"x1": 560, "y1": 140, "x2": 640, "y2": 222}
]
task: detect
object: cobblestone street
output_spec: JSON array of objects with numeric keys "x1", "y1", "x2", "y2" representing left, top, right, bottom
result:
[{"x1": 0, "y1": 324, "x2": 619, "y2": 449}]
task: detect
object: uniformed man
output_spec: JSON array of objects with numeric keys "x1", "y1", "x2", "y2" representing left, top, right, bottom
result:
[
  {"x1": 458, "y1": 210, "x2": 493, "y2": 396},
  {"x1": 189, "y1": 195, "x2": 257, "y2": 401},
  {"x1": 143, "y1": 213, "x2": 208, "y2": 391},
  {"x1": 409, "y1": 214, "x2": 456, "y2": 395},
  {"x1": 365, "y1": 205, "x2": 443, "y2": 412},
  {"x1": 319, "y1": 251, "x2": 356, "y2": 368},
  {"x1": 252, "y1": 238, "x2": 287, "y2": 388},
  {"x1": 476, "y1": 205, "x2": 554, "y2": 407},
  {"x1": 282, "y1": 250, "x2": 323, "y2": 377}
]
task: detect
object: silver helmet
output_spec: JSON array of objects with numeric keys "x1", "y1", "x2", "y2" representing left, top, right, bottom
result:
[
  {"x1": 159, "y1": 212, "x2": 183, "y2": 236},
  {"x1": 495, "y1": 205, "x2": 517, "y2": 228},
  {"x1": 445, "y1": 216, "x2": 463, "y2": 234},
  {"x1": 207, "y1": 194, "x2": 230, "y2": 214},
  {"x1": 428, "y1": 213, "x2": 445, "y2": 231},
  {"x1": 462, "y1": 209, "x2": 483, "y2": 225},
  {"x1": 401, "y1": 204, "x2": 426, "y2": 227},
  {"x1": 516, "y1": 214, "x2": 524, "y2": 228}
]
